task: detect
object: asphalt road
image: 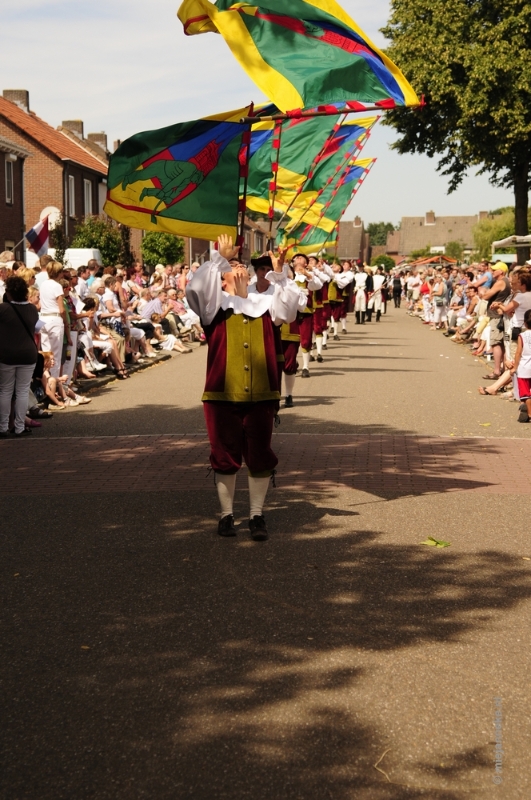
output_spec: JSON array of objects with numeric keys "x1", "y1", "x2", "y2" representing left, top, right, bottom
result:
[{"x1": 2, "y1": 307, "x2": 530, "y2": 799}]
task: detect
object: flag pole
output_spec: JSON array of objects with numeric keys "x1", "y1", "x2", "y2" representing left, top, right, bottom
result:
[
  {"x1": 237, "y1": 102, "x2": 255, "y2": 251},
  {"x1": 267, "y1": 120, "x2": 283, "y2": 249},
  {"x1": 240, "y1": 99, "x2": 419, "y2": 125}
]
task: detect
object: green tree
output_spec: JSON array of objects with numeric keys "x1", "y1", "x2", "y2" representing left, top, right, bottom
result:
[
  {"x1": 382, "y1": 0, "x2": 531, "y2": 262},
  {"x1": 141, "y1": 232, "x2": 184, "y2": 267},
  {"x1": 473, "y1": 210, "x2": 514, "y2": 259},
  {"x1": 370, "y1": 254, "x2": 396, "y2": 272},
  {"x1": 409, "y1": 246, "x2": 431, "y2": 260},
  {"x1": 70, "y1": 216, "x2": 121, "y2": 266},
  {"x1": 49, "y1": 214, "x2": 69, "y2": 265},
  {"x1": 118, "y1": 224, "x2": 134, "y2": 270},
  {"x1": 445, "y1": 240, "x2": 465, "y2": 261},
  {"x1": 367, "y1": 221, "x2": 395, "y2": 246}
]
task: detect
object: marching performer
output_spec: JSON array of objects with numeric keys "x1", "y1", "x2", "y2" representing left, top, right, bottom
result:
[
  {"x1": 339, "y1": 260, "x2": 355, "y2": 333},
  {"x1": 328, "y1": 262, "x2": 354, "y2": 339},
  {"x1": 368, "y1": 267, "x2": 386, "y2": 322},
  {"x1": 292, "y1": 254, "x2": 323, "y2": 378},
  {"x1": 308, "y1": 254, "x2": 331, "y2": 363},
  {"x1": 354, "y1": 265, "x2": 368, "y2": 324},
  {"x1": 186, "y1": 236, "x2": 300, "y2": 541}
]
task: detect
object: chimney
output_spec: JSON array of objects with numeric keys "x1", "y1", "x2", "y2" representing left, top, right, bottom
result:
[
  {"x1": 62, "y1": 120, "x2": 84, "y2": 139},
  {"x1": 425, "y1": 211, "x2": 436, "y2": 225},
  {"x1": 479, "y1": 210, "x2": 489, "y2": 220},
  {"x1": 354, "y1": 216, "x2": 362, "y2": 228},
  {"x1": 87, "y1": 132, "x2": 108, "y2": 150},
  {"x1": 113, "y1": 140, "x2": 122, "y2": 152},
  {"x1": 3, "y1": 89, "x2": 30, "y2": 112}
]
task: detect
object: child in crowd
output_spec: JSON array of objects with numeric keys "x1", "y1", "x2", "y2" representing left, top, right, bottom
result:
[
  {"x1": 40, "y1": 352, "x2": 91, "y2": 409},
  {"x1": 511, "y1": 309, "x2": 531, "y2": 423}
]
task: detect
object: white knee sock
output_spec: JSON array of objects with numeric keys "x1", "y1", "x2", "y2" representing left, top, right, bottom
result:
[
  {"x1": 315, "y1": 336, "x2": 323, "y2": 355},
  {"x1": 284, "y1": 373, "x2": 296, "y2": 396},
  {"x1": 302, "y1": 351, "x2": 310, "y2": 370},
  {"x1": 322, "y1": 330, "x2": 328, "y2": 346},
  {"x1": 248, "y1": 475, "x2": 270, "y2": 518},
  {"x1": 216, "y1": 473, "x2": 236, "y2": 518},
  {"x1": 332, "y1": 320, "x2": 338, "y2": 336},
  {"x1": 341, "y1": 317, "x2": 347, "y2": 331}
]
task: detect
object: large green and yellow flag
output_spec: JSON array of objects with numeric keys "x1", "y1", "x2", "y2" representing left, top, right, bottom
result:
[
  {"x1": 178, "y1": 0, "x2": 419, "y2": 112},
  {"x1": 247, "y1": 115, "x2": 376, "y2": 217},
  {"x1": 104, "y1": 107, "x2": 250, "y2": 241}
]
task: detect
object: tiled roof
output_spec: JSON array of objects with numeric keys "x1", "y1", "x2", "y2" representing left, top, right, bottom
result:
[
  {"x1": 0, "y1": 96, "x2": 107, "y2": 175},
  {"x1": 58, "y1": 126, "x2": 109, "y2": 164},
  {"x1": 398, "y1": 214, "x2": 479, "y2": 254},
  {"x1": 338, "y1": 220, "x2": 363, "y2": 260}
]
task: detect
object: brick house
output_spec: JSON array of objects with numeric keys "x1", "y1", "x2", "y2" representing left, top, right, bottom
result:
[
  {"x1": 337, "y1": 216, "x2": 370, "y2": 263},
  {"x1": 0, "y1": 90, "x2": 108, "y2": 252},
  {"x1": 0, "y1": 134, "x2": 31, "y2": 258},
  {"x1": 384, "y1": 211, "x2": 491, "y2": 258}
]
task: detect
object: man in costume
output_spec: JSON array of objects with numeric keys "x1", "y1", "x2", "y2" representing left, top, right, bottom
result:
[
  {"x1": 354, "y1": 264, "x2": 369, "y2": 324},
  {"x1": 249, "y1": 253, "x2": 306, "y2": 409},
  {"x1": 186, "y1": 236, "x2": 300, "y2": 541},
  {"x1": 328, "y1": 262, "x2": 354, "y2": 339},
  {"x1": 368, "y1": 267, "x2": 386, "y2": 322},
  {"x1": 308, "y1": 255, "x2": 332, "y2": 363},
  {"x1": 292, "y1": 254, "x2": 323, "y2": 378}
]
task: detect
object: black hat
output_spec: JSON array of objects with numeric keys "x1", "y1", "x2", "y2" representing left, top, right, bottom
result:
[
  {"x1": 251, "y1": 253, "x2": 273, "y2": 269},
  {"x1": 292, "y1": 252, "x2": 309, "y2": 264}
]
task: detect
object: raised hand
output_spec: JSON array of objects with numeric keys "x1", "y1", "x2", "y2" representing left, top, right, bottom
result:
[
  {"x1": 218, "y1": 234, "x2": 240, "y2": 262},
  {"x1": 268, "y1": 247, "x2": 288, "y2": 273}
]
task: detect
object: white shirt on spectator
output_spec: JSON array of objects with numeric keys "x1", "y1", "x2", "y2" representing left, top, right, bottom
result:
[
  {"x1": 39, "y1": 279, "x2": 63, "y2": 313},
  {"x1": 102, "y1": 289, "x2": 121, "y2": 312},
  {"x1": 35, "y1": 271, "x2": 49, "y2": 288},
  {"x1": 512, "y1": 292, "x2": 531, "y2": 329},
  {"x1": 78, "y1": 277, "x2": 89, "y2": 300},
  {"x1": 517, "y1": 330, "x2": 531, "y2": 378}
]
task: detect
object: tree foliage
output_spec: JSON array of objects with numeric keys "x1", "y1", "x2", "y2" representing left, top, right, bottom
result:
[
  {"x1": 370, "y1": 254, "x2": 396, "y2": 272},
  {"x1": 473, "y1": 208, "x2": 531, "y2": 258},
  {"x1": 70, "y1": 216, "x2": 121, "y2": 266},
  {"x1": 382, "y1": 0, "x2": 531, "y2": 258},
  {"x1": 119, "y1": 224, "x2": 134, "y2": 269},
  {"x1": 445, "y1": 240, "x2": 466, "y2": 260},
  {"x1": 367, "y1": 221, "x2": 396, "y2": 246},
  {"x1": 140, "y1": 232, "x2": 184, "y2": 267},
  {"x1": 49, "y1": 213, "x2": 69, "y2": 265}
]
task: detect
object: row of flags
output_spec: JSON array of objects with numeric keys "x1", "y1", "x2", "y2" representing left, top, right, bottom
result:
[{"x1": 104, "y1": 0, "x2": 420, "y2": 256}]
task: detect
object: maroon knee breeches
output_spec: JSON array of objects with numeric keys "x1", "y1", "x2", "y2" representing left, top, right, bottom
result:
[
  {"x1": 203, "y1": 400, "x2": 279, "y2": 475},
  {"x1": 330, "y1": 302, "x2": 343, "y2": 322},
  {"x1": 299, "y1": 314, "x2": 313, "y2": 352},
  {"x1": 282, "y1": 340, "x2": 299, "y2": 375}
]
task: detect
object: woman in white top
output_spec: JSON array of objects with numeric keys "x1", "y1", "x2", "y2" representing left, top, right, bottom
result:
[{"x1": 39, "y1": 260, "x2": 70, "y2": 378}]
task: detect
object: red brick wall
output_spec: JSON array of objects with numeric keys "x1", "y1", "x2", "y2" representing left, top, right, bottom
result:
[
  {"x1": 0, "y1": 152, "x2": 25, "y2": 257},
  {"x1": 0, "y1": 116, "x2": 63, "y2": 227}
]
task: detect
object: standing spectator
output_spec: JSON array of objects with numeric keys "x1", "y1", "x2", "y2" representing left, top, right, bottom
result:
[
  {"x1": 39, "y1": 261, "x2": 70, "y2": 378},
  {"x1": 35, "y1": 254, "x2": 53, "y2": 288},
  {"x1": 77, "y1": 266, "x2": 90, "y2": 300},
  {"x1": 511, "y1": 309, "x2": 531, "y2": 423},
  {"x1": 0, "y1": 275, "x2": 39, "y2": 437},
  {"x1": 392, "y1": 272, "x2": 403, "y2": 308}
]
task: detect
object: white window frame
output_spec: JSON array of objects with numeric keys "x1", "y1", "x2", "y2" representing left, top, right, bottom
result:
[
  {"x1": 244, "y1": 230, "x2": 251, "y2": 250},
  {"x1": 5, "y1": 157, "x2": 14, "y2": 205},
  {"x1": 83, "y1": 178, "x2": 93, "y2": 216},
  {"x1": 68, "y1": 175, "x2": 76, "y2": 217}
]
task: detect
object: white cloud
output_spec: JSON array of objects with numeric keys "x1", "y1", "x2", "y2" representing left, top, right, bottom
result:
[{"x1": 3, "y1": 0, "x2": 513, "y2": 223}]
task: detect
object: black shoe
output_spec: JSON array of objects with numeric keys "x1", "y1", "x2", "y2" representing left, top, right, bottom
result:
[
  {"x1": 323, "y1": 344, "x2": 327, "y2": 350},
  {"x1": 284, "y1": 395, "x2": 294, "y2": 408},
  {"x1": 0, "y1": 431, "x2": 9, "y2": 438},
  {"x1": 342, "y1": 328, "x2": 348, "y2": 334},
  {"x1": 316, "y1": 354, "x2": 323, "y2": 362},
  {"x1": 333, "y1": 334, "x2": 340, "y2": 341},
  {"x1": 301, "y1": 368, "x2": 310, "y2": 378},
  {"x1": 249, "y1": 515, "x2": 268, "y2": 541},
  {"x1": 309, "y1": 354, "x2": 316, "y2": 362},
  {"x1": 14, "y1": 428, "x2": 32, "y2": 437},
  {"x1": 518, "y1": 410, "x2": 530, "y2": 423},
  {"x1": 519, "y1": 403, "x2": 528, "y2": 412},
  {"x1": 218, "y1": 514, "x2": 237, "y2": 537}
]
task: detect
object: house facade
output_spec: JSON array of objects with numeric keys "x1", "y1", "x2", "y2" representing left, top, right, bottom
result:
[
  {"x1": 0, "y1": 134, "x2": 30, "y2": 258},
  {"x1": 385, "y1": 211, "x2": 491, "y2": 259},
  {"x1": 0, "y1": 90, "x2": 108, "y2": 255},
  {"x1": 337, "y1": 217, "x2": 370, "y2": 263}
]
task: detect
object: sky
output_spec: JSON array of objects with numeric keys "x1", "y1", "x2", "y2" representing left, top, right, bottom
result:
[{"x1": 4, "y1": 0, "x2": 514, "y2": 226}]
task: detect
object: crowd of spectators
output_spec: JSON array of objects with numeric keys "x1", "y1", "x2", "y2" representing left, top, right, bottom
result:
[
  {"x1": 0, "y1": 250, "x2": 206, "y2": 436},
  {"x1": 399, "y1": 259, "x2": 531, "y2": 423}
]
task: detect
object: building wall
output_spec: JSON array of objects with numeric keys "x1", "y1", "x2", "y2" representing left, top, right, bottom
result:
[
  {"x1": 0, "y1": 152, "x2": 24, "y2": 257},
  {"x1": 62, "y1": 163, "x2": 100, "y2": 239},
  {"x1": 0, "y1": 117, "x2": 63, "y2": 227}
]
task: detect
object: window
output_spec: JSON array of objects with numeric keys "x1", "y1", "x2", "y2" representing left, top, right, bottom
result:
[
  {"x1": 4, "y1": 240, "x2": 14, "y2": 252},
  {"x1": 255, "y1": 233, "x2": 263, "y2": 252},
  {"x1": 244, "y1": 230, "x2": 251, "y2": 250},
  {"x1": 83, "y1": 179, "x2": 92, "y2": 216},
  {"x1": 68, "y1": 175, "x2": 76, "y2": 217},
  {"x1": 5, "y1": 157, "x2": 14, "y2": 204}
]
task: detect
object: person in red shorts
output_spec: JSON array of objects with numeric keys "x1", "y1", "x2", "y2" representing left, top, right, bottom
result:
[
  {"x1": 292, "y1": 254, "x2": 323, "y2": 378},
  {"x1": 510, "y1": 309, "x2": 531, "y2": 423},
  {"x1": 328, "y1": 262, "x2": 354, "y2": 339},
  {"x1": 308, "y1": 254, "x2": 332, "y2": 362},
  {"x1": 186, "y1": 236, "x2": 300, "y2": 541}
]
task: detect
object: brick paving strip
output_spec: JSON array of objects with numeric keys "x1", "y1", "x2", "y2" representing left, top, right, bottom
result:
[{"x1": 2, "y1": 433, "x2": 530, "y2": 496}]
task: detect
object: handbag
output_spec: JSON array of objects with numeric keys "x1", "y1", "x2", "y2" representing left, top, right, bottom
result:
[
  {"x1": 511, "y1": 326, "x2": 522, "y2": 342},
  {"x1": 434, "y1": 296, "x2": 445, "y2": 307}
]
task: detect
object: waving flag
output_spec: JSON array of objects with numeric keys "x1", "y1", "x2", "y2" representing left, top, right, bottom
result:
[
  {"x1": 104, "y1": 107, "x2": 250, "y2": 241},
  {"x1": 178, "y1": 0, "x2": 419, "y2": 112},
  {"x1": 25, "y1": 216, "x2": 49, "y2": 257},
  {"x1": 289, "y1": 157, "x2": 376, "y2": 232}
]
